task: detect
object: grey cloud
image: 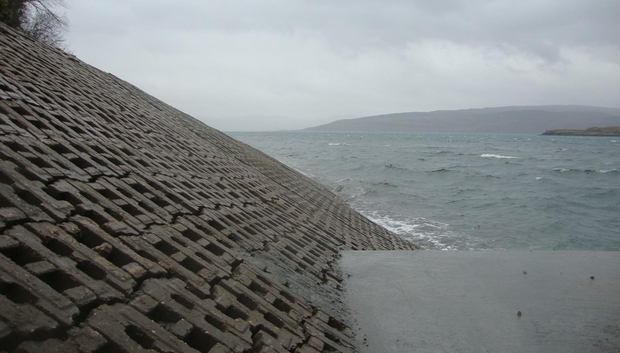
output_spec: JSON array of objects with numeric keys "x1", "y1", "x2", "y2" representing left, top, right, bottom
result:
[
  {"x1": 75, "y1": 1, "x2": 620, "y2": 60},
  {"x1": 169, "y1": 2, "x2": 614, "y2": 48},
  {"x1": 63, "y1": 0, "x2": 620, "y2": 131}
]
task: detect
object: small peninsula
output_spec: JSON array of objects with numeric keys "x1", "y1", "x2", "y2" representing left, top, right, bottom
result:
[{"x1": 542, "y1": 126, "x2": 620, "y2": 136}]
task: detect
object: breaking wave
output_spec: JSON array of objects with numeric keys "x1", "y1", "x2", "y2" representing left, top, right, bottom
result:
[{"x1": 480, "y1": 154, "x2": 518, "y2": 159}]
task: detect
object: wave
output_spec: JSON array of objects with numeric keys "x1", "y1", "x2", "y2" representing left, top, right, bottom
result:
[
  {"x1": 596, "y1": 169, "x2": 619, "y2": 174},
  {"x1": 480, "y1": 154, "x2": 518, "y2": 159},
  {"x1": 383, "y1": 163, "x2": 408, "y2": 171},
  {"x1": 455, "y1": 188, "x2": 479, "y2": 195},
  {"x1": 368, "y1": 181, "x2": 398, "y2": 188},
  {"x1": 328, "y1": 142, "x2": 352, "y2": 146},
  {"x1": 332, "y1": 184, "x2": 369, "y2": 200},
  {"x1": 553, "y1": 168, "x2": 619, "y2": 174}
]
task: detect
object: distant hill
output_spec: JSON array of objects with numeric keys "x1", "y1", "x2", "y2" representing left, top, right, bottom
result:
[{"x1": 304, "y1": 105, "x2": 620, "y2": 134}]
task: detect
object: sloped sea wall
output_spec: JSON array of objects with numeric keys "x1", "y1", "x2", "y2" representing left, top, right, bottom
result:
[{"x1": 0, "y1": 23, "x2": 416, "y2": 353}]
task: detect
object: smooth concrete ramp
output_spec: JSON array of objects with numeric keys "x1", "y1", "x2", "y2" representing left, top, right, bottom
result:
[{"x1": 342, "y1": 251, "x2": 620, "y2": 353}]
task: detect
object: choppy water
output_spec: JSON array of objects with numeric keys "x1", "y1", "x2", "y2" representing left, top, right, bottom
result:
[{"x1": 228, "y1": 132, "x2": 620, "y2": 250}]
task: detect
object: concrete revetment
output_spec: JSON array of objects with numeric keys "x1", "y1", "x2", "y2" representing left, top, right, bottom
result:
[{"x1": 0, "y1": 23, "x2": 416, "y2": 353}]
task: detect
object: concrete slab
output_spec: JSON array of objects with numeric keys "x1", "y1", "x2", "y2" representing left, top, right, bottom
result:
[{"x1": 342, "y1": 251, "x2": 620, "y2": 353}]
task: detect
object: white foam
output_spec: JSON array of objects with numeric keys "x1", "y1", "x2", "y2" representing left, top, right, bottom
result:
[
  {"x1": 363, "y1": 211, "x2": 457, "y2": 250},
  {"x1": 535, "y1": 177, "x2": 543, "y2": 180},
  {"x1": 480, "y1": 154, "x2": 518, "y2": 159},
  {"x1": 328, "y1": 142, "x2": 352, "y2": 146}
]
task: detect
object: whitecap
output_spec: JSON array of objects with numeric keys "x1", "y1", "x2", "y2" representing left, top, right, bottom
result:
[
  {"x1": 611, "y1": 140, "x2": 617, "y2": 143},
  {"x1": 535, "y1": 177, "x2": 543, "y2": 180},
  {"x1": 480, "y1": 154, "x2": 518, "y2": 159},
  {"x1": 335, "y1": 177, "x2": 352, "y2": 183},
  {"x1": 328, "y1": 142, "x2": 352, "y2": 146}
]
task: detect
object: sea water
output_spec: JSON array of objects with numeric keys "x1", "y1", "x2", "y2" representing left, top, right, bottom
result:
[{"x1": 228, "y1": 132, "x2": 620, "y2": 251}]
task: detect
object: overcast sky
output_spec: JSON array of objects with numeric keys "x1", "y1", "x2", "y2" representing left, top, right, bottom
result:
[{"x1": 63, "y1": 0, "x2": 620, "y2": 131}]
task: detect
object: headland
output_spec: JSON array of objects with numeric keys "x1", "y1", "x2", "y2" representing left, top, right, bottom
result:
[{"x1": 542, "y1": 126, "x2": 620, "y2": 136}]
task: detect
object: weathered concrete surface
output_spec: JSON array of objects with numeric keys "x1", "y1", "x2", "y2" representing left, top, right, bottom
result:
[
  {"x1": 342, "y1": 251, "x2": 620, "y2": 353},
  {"x1": 0, "y1": 23, "x2": 417, "y2": 352}
]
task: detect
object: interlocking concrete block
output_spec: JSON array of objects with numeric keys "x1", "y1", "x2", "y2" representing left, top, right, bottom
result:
[
  {"x1": 0, "y1": 254, "x2": 78, "y2": 327},
  {"x1": 27, "y1": 222, "x2": 137, "y2": 295},
  {"x1": 87, "y1": 303, "x2": 200, "y2": 353},
  {"x1": 0, "y1": 295, "x2": 58, "y2": 342},
  {"x1": 135, "y1": 278, "x2": 252, "y2": 351},
  {"x1": 0, "y1": 181, "x2": 54, "y2": 224},
  {"x1": 68, "y1": 215, "x2": 167, "y2": 279},
  {"x1": 252, "y1": 330, "x2": 289, "y2": 353},
  {"x1": 15, "y1": 326, "x2": 107, "y2": 353}
]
